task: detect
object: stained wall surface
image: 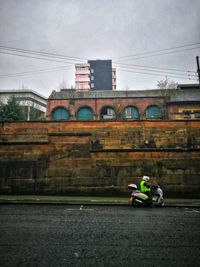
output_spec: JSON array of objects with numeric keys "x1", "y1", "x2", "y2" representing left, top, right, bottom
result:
[{"x1": 0, "y1": 121, "x2": 200, "y2": 197}]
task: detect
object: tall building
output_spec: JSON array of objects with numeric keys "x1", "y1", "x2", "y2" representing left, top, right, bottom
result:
[
  {"x1": 88, "y1": 60, "x2": 112, "y2": 90},
  {"x1": 112, "y1": 68, "x2": 117, "y2": 90},
  {"x1": 75, "y1": 60, "x2": 116, "y2": 91},
  {"x1": 75, "y1": 63, "x2": 90, "y2": 90}
]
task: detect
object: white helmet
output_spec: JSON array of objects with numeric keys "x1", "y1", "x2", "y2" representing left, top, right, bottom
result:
[{"x1": 142, "y1": 176, "x2": 150, "y2": 181}]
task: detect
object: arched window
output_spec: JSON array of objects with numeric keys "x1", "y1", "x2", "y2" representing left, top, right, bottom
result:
[
  {"x1": 123, "y1": 106, "x2": 140, "y2": 120},
  {"x1": 51, "y1": 107, "x2": 70, "y2": 120},
  {"x1": 100, "y1": 106, "x2": 116, "y2": 120},
  {"x1": 146, "y1": 105, "x2": 162, "y2": 119},
  {"x1": 76, "y1": 106, "x2": 93, "y2": 121}
]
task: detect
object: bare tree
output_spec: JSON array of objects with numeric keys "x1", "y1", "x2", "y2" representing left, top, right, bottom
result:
[
  {"x1": 157, "y1": 77, "x2": 179, "y2": 97},
  {"x1": 157, "y1": 77, "x2": 180, "y2": 119},
  {"x1": 115, "y1": 104, "x2": 123, "y2": 120}
]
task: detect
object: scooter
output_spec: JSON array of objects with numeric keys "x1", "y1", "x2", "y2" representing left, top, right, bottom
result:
[{"x1": 128, "y1": 183, "x2": 164, "y2": 207}]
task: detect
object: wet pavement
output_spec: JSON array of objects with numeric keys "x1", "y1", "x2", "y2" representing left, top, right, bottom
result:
[
  {"x1": 0, "y1": 204, "x2": 200, "y2": 267},
  {"x1": 0, "y1": 195, "x2": 200, "y2": 207}
]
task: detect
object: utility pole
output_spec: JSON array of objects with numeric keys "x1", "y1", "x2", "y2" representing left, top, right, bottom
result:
[{"x1": 196, "y1": 56, "x2": 200, "y2": 85}]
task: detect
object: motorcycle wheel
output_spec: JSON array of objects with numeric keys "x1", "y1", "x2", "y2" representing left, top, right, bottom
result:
[
  {"x1": 132, "y1": 198, "x2": 136, "y2": 207},
  {"x1": 145, "y1": 199, "x2": 153, "y2": 208},
  {"x1": 159, "y1": 201, "x2": 164, "y2": 207}
]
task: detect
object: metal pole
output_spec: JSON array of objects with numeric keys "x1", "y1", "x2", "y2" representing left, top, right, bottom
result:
[{"x1": 196, "y1": 56, "x2": 200, "y2": 85}]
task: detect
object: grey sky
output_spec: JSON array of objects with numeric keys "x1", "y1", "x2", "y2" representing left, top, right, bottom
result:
[{"x1": 0, "y1": 0, "x2": 199, "y2": 97}]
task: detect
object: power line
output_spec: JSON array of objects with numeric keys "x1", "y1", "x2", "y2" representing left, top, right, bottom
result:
[
  {"x1": 0, "y1": 45, "x2": 87, "y2": 62},
  {"x1": 1, "y1": 42, "x2": 199, "y2": 65},
  {"x1": 116, "y1": 65, "x2": 198, "y2": 78},
  {"x1": 0, "y1": 45, "x2": 87, "y2": 78},
  {"x1": 0, "y1": 65, "x2": 74, "y2": 79},
  {"x1": 0, "y1": 43, "x2": 199, "y2": 82},
  {"x1": 1, "y1": 59, "x2": 195, "y2": 79},
  {"x1": 114, "y1": 42, "x2": 200, "y2": 61},
  {"x1": 0, "y1": 57, "x2": 198, "y2": 81},
  {"x1": 116, "y1": 46, "x2": 200, "y2": 62},
  {"x1": 0, "y1": 51, "x2": 82, "y2": 65},
  {"x1": 117, "y1": 67, "x2": 198, "y2": 81},
  {"x1": 114, "y1": 62, "x2": 196, "y2": 75}
]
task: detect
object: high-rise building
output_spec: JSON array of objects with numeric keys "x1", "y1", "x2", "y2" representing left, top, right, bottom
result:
[
  {"x1": 88, "y1": 60, "x2": 112, "y2": 91},
  {"x1": 112, "y1": 68, "x2": 117, "y2": 90},
  {"x1": 75, "y1": 60, "x2": 116, "y2": 91},
  {"x1": 75, "y1": 63, "x2": 90, "y2": 90}
]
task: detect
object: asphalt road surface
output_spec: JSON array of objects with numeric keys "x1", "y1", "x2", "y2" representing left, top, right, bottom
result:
[{"x1": 0, "y1": 204, "x2": 200, "y2": 267}]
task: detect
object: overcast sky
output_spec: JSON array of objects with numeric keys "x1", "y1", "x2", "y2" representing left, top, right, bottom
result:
[{"x1": 0, "y1": 0, "x2": 199, "y2": 97}]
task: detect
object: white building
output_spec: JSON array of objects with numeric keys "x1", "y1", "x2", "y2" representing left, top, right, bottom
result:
[
  {"x1": 75, "y1": 63, "x2": 91, "y2": 90},
  {"x1": 0, "y1": 89, "x2": 47, "y2": 120}
]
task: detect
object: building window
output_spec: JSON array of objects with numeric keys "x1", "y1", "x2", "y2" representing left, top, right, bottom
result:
[
  {"x1": 76, "y1": 66, "x2": 89, "y2": 71},
  {"x1": 91, "y1": 69, "x2": 94, "y2": 73},
  {"x1": 76, "y1": 82, "x2": 90, "y2": 86},
  {"x1": 76, "y1": 107, "x2": 93, "y2": 121},
  {"x1": 100, "y1": 106, "x2": 116, "y2": 120},
  {"x1": 91, "y1": 76, "x2": 94, "y2": 80},
  {"x1": 76, "y1": 74, "x2": 89, "y2": 78},
  {"x1": 183, "y1": 110, "x2": 191, "y2": 119},
  {"x1": 123, "y1": 106, "x2": 140, "y2": 120},
  {"x1": 146, "y1": 105, "x2": 162, "y2": 119},
  {"x1": 52, "y1": 107, "x2": 70, "y2": 121},
  {"x1": 194, "y1": 111, "x2": 200, "y2": 118}
]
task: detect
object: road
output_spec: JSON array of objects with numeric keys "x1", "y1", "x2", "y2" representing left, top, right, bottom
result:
[{"x1": 0, "y1": 204, "x2": 200, "y2": 267}]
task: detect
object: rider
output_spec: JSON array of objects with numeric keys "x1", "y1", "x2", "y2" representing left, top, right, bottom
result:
[{"x1": 140, "y1": 176, "x2": 151, "y2": 198}]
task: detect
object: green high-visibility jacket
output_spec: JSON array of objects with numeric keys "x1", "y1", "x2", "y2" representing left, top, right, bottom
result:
[{"x1": 140, "y1": 180, "x2": 150, "y2": 192}]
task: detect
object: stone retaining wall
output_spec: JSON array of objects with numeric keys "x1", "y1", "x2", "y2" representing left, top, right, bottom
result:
[{"x1": 0, "y1": 121, "x2": 200, "y2": 197}]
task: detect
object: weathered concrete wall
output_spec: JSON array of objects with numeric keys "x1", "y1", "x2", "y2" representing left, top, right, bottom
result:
[{"x1": 0, "y1": 121, "x2": 200, "y2": 197}]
